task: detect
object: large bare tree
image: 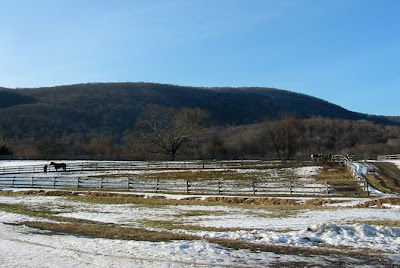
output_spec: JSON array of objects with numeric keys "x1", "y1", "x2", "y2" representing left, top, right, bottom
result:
[
  {"x1": 136, "y1": 105, "x2": 209, "y2": 160},
  {"x1": 263, "y1": 115, "x2": 303, "y2": 159}
]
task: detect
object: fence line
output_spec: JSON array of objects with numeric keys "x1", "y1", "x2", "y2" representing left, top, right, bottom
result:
[
  {"x1": 377, "y1": 154, "x2": 400, "y2": 161},
  {"x1": 0, "y1": 160, "x2": 311, "y2": 175},
  {"x1": 0, "y1": 175, "x2": 365, "y2": 196}
]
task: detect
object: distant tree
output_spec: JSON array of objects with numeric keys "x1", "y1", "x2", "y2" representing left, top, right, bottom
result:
[
  {"x1": 203, "y1": 135, "x2": 227, "y2": 159},
  {"x1": 263, "y1": 115, "x2": 303, "y2": 158},
  {"x1": 136, "y1": 105, "x2": 209, "y2": 160},
  {"x1": 0, "y1": 143, "x2": 12, "y2": 155},
  {"x1": 0, "y1": 133, "x2": 13, "y2": 155},
  {"x1": 86, "y1": 136, "x2": 112, "y2": 156},
  {"x1": 36, "y1": 138, "x2": 66, "y2": 156}
]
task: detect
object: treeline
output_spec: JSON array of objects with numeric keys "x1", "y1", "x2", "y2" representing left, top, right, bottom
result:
[
  {"x1": 1, "y1": 83, "x2": 399, "y2": 145},
  {"x1": 2, "y1": 114, "x2": 399, "y2": 160}
]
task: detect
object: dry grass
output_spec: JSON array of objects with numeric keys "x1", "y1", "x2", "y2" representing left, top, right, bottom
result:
[
  {"x1": 139, "y1": 219, "x2": 247, "y2": 232},
  {"x1": 0, "y1": 190, "x2": 342, "y2": 209},
  {"x1": 21, "y1": 221, "x2": 198, "y2": 242},
  {"x1": 364, "y1": 163, "x2": 400, "y2": 194},
  {"x1": 351, "y1": 220, "x2": 400, "y2": 227},
  {"x1": 354, "y1": 197, "x2": 400, "y2": 208},
  {"x1": 312, "y1": 165, "x2": 354, "y2": 182},
  {"x1": 19, "y1": 220, "x2": 383, "y2": 260}
]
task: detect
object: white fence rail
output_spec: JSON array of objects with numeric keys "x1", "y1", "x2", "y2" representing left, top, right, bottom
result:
[
  {"x1": 0, "y1": 160, "x2": 300, "y2": 175},
  {"x1": 377, "y1": 154, "x2": 400, "y2": 161},
  {"x1": 0, "y1": 175, "x2": 364, "y2": 196}
]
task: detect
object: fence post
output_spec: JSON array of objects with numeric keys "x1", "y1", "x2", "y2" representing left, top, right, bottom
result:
[
  {"x1": 325, "y1": 181, "x2": 329, "y2": 195},
  {"x1": 289, "y1": 181, "x2": 293, "y2": 196},
  {"x1": 77, "y1": 177, "x2": 81, "y2": 188},
  {"x1": 218, "y1": 180, "x2": 222, "y2": 194},
  {"x1": 186, "y1": 180, "x2": 190, "y2": 193},
  {"x1": 156, "y1": 179, "x2": 159, "y2": 192},
  {"x1": 31, "y1": 177, "x2": 34, "y2": 188},
  {"x1": 366, "y1": 182, "x2": 370, "y2": 197},
  {"x1": 100, "y1": 177, "x2": 103, "y2": 189},
  {"x1": 53, "y1": 177, "x2": 56, "y2": 188},
  {"x1": 252, "y1": 180, "x2": 256, "y2": 195},
  {"x1": 127, "y1": 178, "x2": 129, "y2": 190}
]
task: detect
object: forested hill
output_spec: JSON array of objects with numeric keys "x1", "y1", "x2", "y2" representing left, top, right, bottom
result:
[{"x1": 0, "y1": 82, "x2": 398, "y2": 141}]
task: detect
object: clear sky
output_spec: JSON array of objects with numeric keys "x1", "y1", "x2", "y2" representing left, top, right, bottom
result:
[{"x1": 1, "y1": 0, "x2": 399, "y2": 116}]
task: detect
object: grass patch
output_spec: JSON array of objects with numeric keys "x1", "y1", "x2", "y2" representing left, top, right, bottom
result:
[
  {"x1": 351, "y1": 220, "x2": 400, "y2": 227},
  {"x1": 368, "y1": 162, "x2": 400, "y2": 194},
  {"x1": 139, "y1": 219, "x2": 248, "y2": 232},
  {"x1": 246, "y1": 208, "x2": 300, "y2": 218},
  {"x1": 21, "y1": 221, "x2": 198, "y2": 242},
  {"x1": 0, "y1": 202, "x2": 102, "y2": 225},
  {"x1": 365, "y1": 174, "x2": 393, "y2": 193},
  {"x1": 312, "y1": 165, "x2": 354, "y2": 182},
  {"x1": 19, "y1": 220, "x2": 382, "y2": 260},
  {"x1": 177, "y1": 210, "x2": 226, "y2": 217}
]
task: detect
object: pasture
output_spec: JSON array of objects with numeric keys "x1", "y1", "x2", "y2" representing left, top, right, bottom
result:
[{"x1": 0, "y1": 160, "x2": 399, "y2": 267}]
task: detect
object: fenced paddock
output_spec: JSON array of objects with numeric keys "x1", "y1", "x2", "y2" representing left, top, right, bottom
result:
[
  {"x1": 0, "y1": 159, "x2": 309, "y2": 175},
  {"x1": 0, "y1": 159, "x2": 370, "y2": 196}
]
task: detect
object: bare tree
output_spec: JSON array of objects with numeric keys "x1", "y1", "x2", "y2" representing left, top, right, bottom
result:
[
  {"x1": 263, "y1": 115, "x2": 303, "y2": 159},
  {"x1": 86, "y1": 136, "x2": 112, "y2": 156},
  {"x1": 136, "y1": 105, "x2": 209, "y2": 160}
]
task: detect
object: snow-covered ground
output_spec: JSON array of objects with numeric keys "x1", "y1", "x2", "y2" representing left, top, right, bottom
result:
[
  {"x1": 0, "y1": 191, "x2": 399, "y2": 267},
  {"x1": 390, "y1": 160, "x2": 400, "y2": 169},
  {"x1": 1, "y1": 160, "x2": 400, "y2": 267}
]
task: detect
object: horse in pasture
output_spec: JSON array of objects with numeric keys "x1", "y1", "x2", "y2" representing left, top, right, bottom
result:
[{"x1": 50, "y1": 162, "x2": 67, "y2": 172}]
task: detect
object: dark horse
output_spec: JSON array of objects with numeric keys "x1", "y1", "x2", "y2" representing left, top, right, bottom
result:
[{"x1": 50, "y1": 162, "x2": 67, "y2": 172}]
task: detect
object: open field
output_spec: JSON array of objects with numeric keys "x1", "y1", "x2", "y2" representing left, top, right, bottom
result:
[{"x1": 0, "y1": 160, "x2": 399, "y2": 267}]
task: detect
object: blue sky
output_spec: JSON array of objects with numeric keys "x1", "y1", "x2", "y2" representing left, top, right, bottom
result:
[{"x1": 1, "y1": 0, "x2": 399, "y2": 116}]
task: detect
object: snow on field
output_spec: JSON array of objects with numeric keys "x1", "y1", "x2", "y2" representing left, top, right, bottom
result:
[
  {"x1": 389, "y1": 160, "x2": 400, "y2": 169},
  {"x1": 1, "y1": 194, "x2": 400, "y2": 267},
  {"x1": 1, "y1": 160, "x2": 400, "y2": 266},
  {"x1": 4, "y1": 211, "x2": 365, "y2": 268}
]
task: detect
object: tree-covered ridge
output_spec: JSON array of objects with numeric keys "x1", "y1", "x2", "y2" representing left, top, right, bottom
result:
[
  {"x1": 0, "y1": 82, "x2": 398, "y2": 159},
  {"x1": 0, "y1": 82, "x2": 396, "y2": 127}
]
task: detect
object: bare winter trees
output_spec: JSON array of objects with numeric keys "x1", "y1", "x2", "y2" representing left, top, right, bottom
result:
[
  {"x1": 262, "y1": 116, "x2": 303, "y2": 159},
  {"x1": 135, "y1": 105, "x2": 209, "y2": 160}
]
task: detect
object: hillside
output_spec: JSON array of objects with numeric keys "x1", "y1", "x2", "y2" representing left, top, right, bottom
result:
[
  {"x1": 0, "y1": 83, "x2": 397, "y2": 140},
  {"x1": 0, "y1": 82, "x2": 399, "y2": 158}
]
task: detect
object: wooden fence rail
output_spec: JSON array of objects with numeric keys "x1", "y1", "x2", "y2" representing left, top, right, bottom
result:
[
  {"x1": 0, "y1": 176, "x2": 366, "y2": 196},
  {"x1": 0, "y1": 160, "x2": 311, "y2": 175}
]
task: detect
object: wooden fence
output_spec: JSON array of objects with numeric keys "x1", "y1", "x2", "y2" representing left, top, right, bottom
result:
[
  {"x1": 0, "y1": 175, "x2": 367, "y2": 196},
  {"x1": 0, "y1": 160, "x2": 304, "y2": 175},
  {"x1": 377, "y1": 154, "x2": 400, "y2": 161}
]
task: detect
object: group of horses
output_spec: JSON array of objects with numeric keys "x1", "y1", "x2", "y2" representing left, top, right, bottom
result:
[{"x1": 44, "y1": 162, "x2": 67, "y2": 172}]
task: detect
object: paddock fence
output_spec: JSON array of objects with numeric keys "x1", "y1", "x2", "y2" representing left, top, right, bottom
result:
[
  {"x1": 377, "y1": 154, "x2": 400, "y2": 161},
  {"x1": 0, "y1": 175, "x2": 367, "y2": 196},
  {"x1": 0, "y1": 160, "x2": 308, "y2": 175}
]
